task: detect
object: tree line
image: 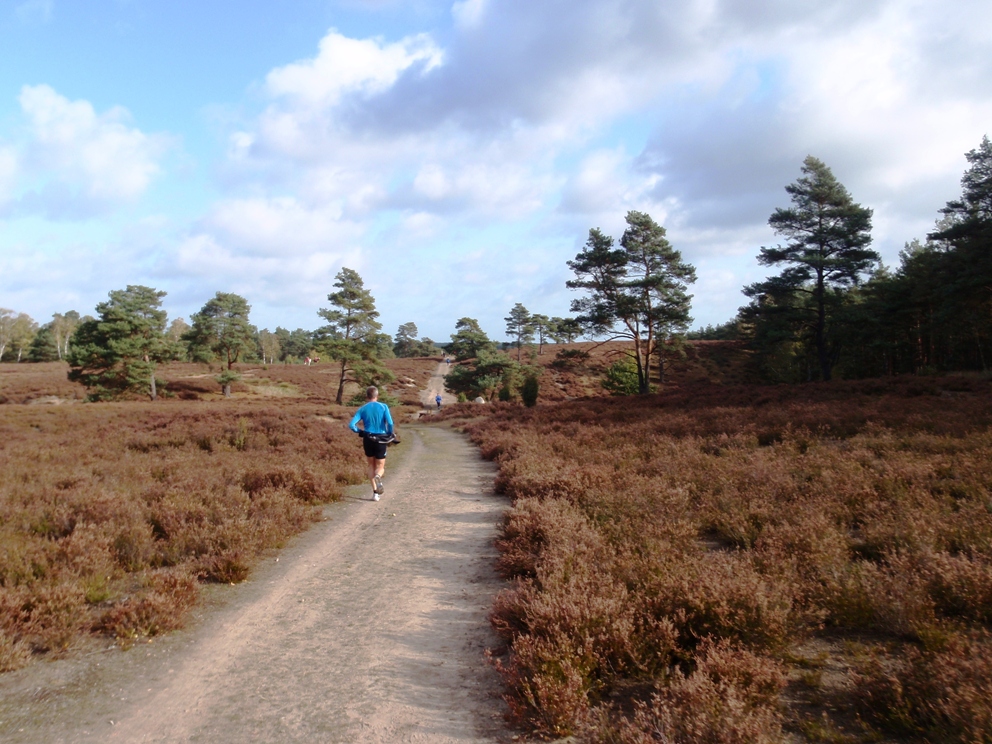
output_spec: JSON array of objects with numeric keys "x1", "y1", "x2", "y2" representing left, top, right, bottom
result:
[
  {"x1": 2, "y1": 265, "x2": 587, "y2": 403},
  {"x1": 12, "y1": 137, "x2": 981, "y2": 398},
  {"x1": 725, "y1": 136, "x2": 992, "y2": 382}
]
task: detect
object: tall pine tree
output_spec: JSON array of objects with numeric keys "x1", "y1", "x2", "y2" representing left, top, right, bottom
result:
[
  {"x1": 746, "y1": 157, "x2": 876, "y2": 381},
  {"x1": 316, "y1": 268, "x2": 393, "y2": 405},
  {"x1": 568, "y1": 211, "x2": 695, "y2": 394}
]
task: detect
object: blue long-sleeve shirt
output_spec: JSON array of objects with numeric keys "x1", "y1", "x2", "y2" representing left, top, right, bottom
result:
[{"x1": 349, "y1": 400, "x2": 394, "y2": 435}]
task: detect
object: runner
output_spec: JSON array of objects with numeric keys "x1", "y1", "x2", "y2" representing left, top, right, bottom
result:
[
  {"x1": 435, "y1": 393, "x2": 442, "y2": 410},
  {"x1": 348, "y1": 386, "x2": 395, "y2": 501}
]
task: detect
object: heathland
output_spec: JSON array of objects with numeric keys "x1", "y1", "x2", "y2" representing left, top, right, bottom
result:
[
  {"x1": 4, "y1": 345, "x2": 992, "y2": 744},
  {"x1": 0, "y1": 358, "x2": 436, "y2": 674},
  {"x1": 439, "y1": 343, "x2": 992, "y2": 743}
]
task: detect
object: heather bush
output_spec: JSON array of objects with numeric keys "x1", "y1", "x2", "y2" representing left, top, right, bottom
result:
[
  {"x1": 0, "y1": 399, "x2": 364, "y2": 668},
  {"x1": 589, "y1": 642, "x2": 787, "y2": 744},
  {"x1": 461, "y1": 376, "x2": 992, "y2": 737},
  {"x1": 854, "y1": 630, "x2": 992, "y2": 741}
]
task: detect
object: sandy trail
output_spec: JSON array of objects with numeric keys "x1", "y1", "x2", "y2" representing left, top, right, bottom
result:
[
  {"x1": 421, "y1": 361, "x2": 454, "y2": 411},
  {"x1": 0, "y1": 424, "x2": 509, "y2": 743}
]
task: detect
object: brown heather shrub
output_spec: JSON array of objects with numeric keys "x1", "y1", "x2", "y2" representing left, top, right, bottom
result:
[
  {"x1": 641, "y1": 552, "x2": 797, "y2": 652},
  {"x1": 95, "y1": 568, "x2": 199, "y2": 645},
  {"x1": 454, "y1": 376, "x2": 992, "y2": 738},
  {"x1": 0, "y1": 397, "x2": 365, "y2": 668},
  {"x1": 491, "y1": 497, "x2": 682, "y2": 735},
  {"x1": 588, "y1": 642, "x2": 787, "y2": 744},
  {"x1": 853, "y1": 630, "x2": 992, "y2": 741},
  {"x1": 0, "y1": 629, "x2": 31, "y2": 672}
]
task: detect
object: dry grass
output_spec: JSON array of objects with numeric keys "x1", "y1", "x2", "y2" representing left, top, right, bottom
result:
[
  {"x1": 0, "y1": 362, "x2": 370, "y2": 671},
  {"x1": 448, "y1": 374, "x2": 992, "y2": 741}
]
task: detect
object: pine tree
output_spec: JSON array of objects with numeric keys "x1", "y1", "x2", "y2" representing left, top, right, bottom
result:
[
  {"x1": 316, "y1": 268, "x2": 393, "y2": 405},
  {"x1": 747, "y1": 157, "x2": 876, "y2": 381},
  {"x1": 185, "y1": 292, "x2": 256, "y2": 369},
  {"x1": 504, "y1": 303, "x2": 534, "y2": 361},
  {"x1": 67, "y1": 286, "x2": 170, "y2": 400},
  {"x1": 568, "y1": 211, "x2": 696, "y2": 394},
  {"x1": 448, "y1": 317, "x2": 495, "y2": 361},
  {"x1": 929, "y1": 135, "x2": 992, "y2": 369}
]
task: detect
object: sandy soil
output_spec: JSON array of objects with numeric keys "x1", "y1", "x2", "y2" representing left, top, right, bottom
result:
[
  {"x1": 420, "y1": 361, "x2": 454, "y2": 412},
  {"x1": 0, "y1": 421, "x2": 511, "y2": 743}
]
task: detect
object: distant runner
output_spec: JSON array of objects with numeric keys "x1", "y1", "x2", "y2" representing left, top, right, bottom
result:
[
  {"x1": 435, "y1": 394, "x2": 442, "y2": 410},
  {"x1": 349, "y1": 386, "x2": 395, "y2": 501}
]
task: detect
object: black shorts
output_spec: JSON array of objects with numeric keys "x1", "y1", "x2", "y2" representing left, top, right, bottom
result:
[{"x1": 362, "y1": 437, "x2": 388, "y2": 459}]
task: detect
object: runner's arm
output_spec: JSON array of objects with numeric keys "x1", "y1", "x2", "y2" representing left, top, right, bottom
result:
[{"x1": 348, "y1": 408, "x2": 363, "y2": 433}]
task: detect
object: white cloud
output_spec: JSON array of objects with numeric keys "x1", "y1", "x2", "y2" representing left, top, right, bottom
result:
[
  {"x1": 559, "y1": 148, "x2": 663, "y2": 219},
  {"x1": 173, "y1": 232, "x2": 361, "y2": 314},
  {"x1": 19, "y1": 85, "x2": 167, "y2": 205},
  {"x1": 265, "y1": 30, "x2": 443, "y2": 108},
  {"x1": 196, "y1": 196, "x2": 360, "y2": 257},
  {"x1": 166, "y1": 196, "x2": 368, "y2": 316}
]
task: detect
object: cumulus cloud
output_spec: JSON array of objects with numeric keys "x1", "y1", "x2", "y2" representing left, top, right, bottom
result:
[
  {"x1": 165, "y1": 196, "x2": 367, "y2": 317},
  {"x1": 265, "y1": 29, "x2": 443, "y2": 109},
  {"x1": 202, "y1": 0, "x2": 992, "y2": 332},
  {"x1": 3, "y1": 85, "x2": 169, "y2": 218}
]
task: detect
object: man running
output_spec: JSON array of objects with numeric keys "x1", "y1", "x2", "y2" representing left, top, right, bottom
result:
[
  {"x1": 348, "y1": 386, "x2": 395, "y2": 501},
  {"x1": 435, "y1": 393, "x2": 442, "y2": 410}
]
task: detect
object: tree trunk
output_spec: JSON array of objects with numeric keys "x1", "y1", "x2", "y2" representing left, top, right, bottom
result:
[
  {"x1": 816, "y1": 276, "x2": 831, "y2": 381},
  {"x1": 150, "y1": 372, "x2": 157, "y2": 401},
  {"x1": 633, "y1": 337, "x2": 650, "y2": 395},
  {"x1": 223, "y1": 383, "x2": 232, "y2": 398},
  {"x1": 336, "y1": 359, "x2": 347, "y2": 405}
]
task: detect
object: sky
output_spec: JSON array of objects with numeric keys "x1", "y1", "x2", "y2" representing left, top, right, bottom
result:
[{"x1": 1, "y1": 0, "x2": 990, "y2": 343}]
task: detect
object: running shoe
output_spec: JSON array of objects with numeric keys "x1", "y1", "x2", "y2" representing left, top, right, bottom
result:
[
  {"x1": 372, "y1": 491, "x2": 380, "y2": 502},
  {"x1": 374, "y1": 474, "x2": 384, "y2": 494}
]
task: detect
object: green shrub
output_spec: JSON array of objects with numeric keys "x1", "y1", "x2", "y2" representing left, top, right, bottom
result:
[
  {"x1": 601, "y1": 357, "x2": 643, "y2": 396},
  {"x1": 521, "y1": 375, "x2": 539, "y2": 407}
]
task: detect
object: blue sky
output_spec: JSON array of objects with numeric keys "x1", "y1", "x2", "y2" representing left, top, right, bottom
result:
[{"x1": 2, "y1": 0, "x2": 991, "y2": 343}]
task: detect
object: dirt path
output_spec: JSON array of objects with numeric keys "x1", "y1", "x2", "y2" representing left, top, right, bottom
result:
[
  {"x1": 420, "y1": 361, "x2": 453, "y2": 412},
  {"x1": 0, "y1": 425, "x2": 510, "y2": 743}
]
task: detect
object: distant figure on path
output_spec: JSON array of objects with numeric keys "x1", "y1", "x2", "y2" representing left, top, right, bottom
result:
[
  {"x1": 435, "y1": 394, "x2": 442, "y2": 410},
  {"x1": 349, "y1": 386, "x2": 395, "y2": 501}
]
